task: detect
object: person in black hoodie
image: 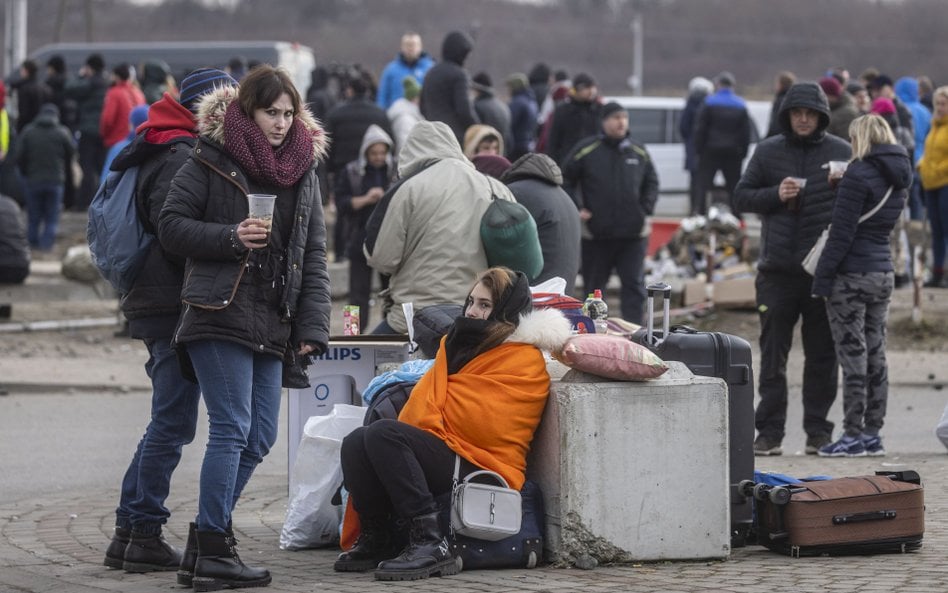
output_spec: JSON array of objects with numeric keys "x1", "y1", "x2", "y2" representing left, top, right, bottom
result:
[
  {"x1": 545, "y1": 72, "x2": 601, "y2": 166},
  {"x1": 734, "y1": 82, "x2": 852, "y2": 457},
  {"x1": 101, "y1": 68, "x2": 238, "y2": 581},
  {"x1": 501, "y1": 152, "x2": 581, "y2": 294},
  {"x1": 561, "y1": 102, "x2": 658, "y2": 322},
  {"x1": 812, "y1": 114, "x2": 911, "y2": 458},
  {"x1": 419, "y1": 30, "x2": 478, "y2": 143}
]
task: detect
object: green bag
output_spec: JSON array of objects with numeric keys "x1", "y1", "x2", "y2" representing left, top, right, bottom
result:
[{"x1": 480, "y1": 194, "x2": 543, "y2": 281}]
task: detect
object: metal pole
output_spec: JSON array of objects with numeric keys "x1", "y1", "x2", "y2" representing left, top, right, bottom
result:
[
  {"x1": 631, "y1": 11, "x2": 643, "y2": 96},
  {"x1": 4, "y1": 0, "x2": 28, "y2": 77}
]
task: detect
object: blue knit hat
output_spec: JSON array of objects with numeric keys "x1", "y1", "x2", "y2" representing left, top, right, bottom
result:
[{"x1": 179, "y1": 68, "x2": 238, "y2": 112}]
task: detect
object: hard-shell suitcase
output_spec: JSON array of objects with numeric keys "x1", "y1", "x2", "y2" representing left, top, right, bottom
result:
[
  {"x1": 743, "y1": 470, "x2": 924, "y2": 556},
  {"x1": 632, "y1": 282, "x2": 755, "y2": 546}
]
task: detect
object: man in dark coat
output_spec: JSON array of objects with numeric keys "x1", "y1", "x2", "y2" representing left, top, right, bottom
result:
[
  {"x1": 419, "y1": 30, "x2": 478, "y2": 143},
  {"x1": 561, "y1": 102, "x2": 659, "y2": 322},
  {"x1": 101, "y1": 68, "x2": 238, "y2": 575},
  {"x1": 506, "y1": 73, "x2": 538, "y2": 161},
  {"x1": 64, "y1": 53, "x2": 108, "y2": 210},
  {"x1": 501, "y1": 153, "x2": 581, "y2": 294},
  {"x1": 693, "y1": 71, "x2": 752, "y2": 216},
  {"x1": 324, "y1": 73, "x2": 394, "y2": 261},
  {"x1": 471, "y1": 72, "x2": 512, "y2": 157},
  {"x1": 10, "y1": 59, "x2": 52, "y2": 133},
  {"x1": 733, "y1": 81, "x2": 852, "y2": 457},
  {"x1": 545, "y1": 72, "x2": 602, "y2": 166}
]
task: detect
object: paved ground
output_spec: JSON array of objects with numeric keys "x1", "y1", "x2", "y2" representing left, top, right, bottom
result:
[{"x1": 1, "y1": 212, "x2": 947, "y2": 592}]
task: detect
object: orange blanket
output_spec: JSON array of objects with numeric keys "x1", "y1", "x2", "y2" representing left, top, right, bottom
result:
[{"x1": 398, "y1": 338, "x2": 550, "y2": 490}]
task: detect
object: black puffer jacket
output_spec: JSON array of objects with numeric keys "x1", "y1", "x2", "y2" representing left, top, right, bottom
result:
[
  {"x1": 419, "y1": 31, "x2": 478, "y2": 142},
  {"x1": 734, "y1": 82, "x2": 852, "y2": 275},
  {"x1": 111, "y1": 95, "x2": 197, "y2": 338},
  {"x1": 324, "y1": 98, "x2": 393, "y2": 175},
  {"x1": 158, "y1": 87, "x2": 331, "y2": 361},
  {"x1": 501, "y1": 153, "x2": 581, "y2": 293},
  {"x1": 812, "y1": 144, "x2": 912, "y2": 296},
  {"x1": 546, "y1": 99, "x2": 602, "y2": 165},
  {"x1": 561, "y1": 134, "x2": 659, "y2": 240}
]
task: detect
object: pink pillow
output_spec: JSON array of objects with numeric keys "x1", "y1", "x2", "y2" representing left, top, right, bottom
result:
[{"x1": 554, "y1": 334, "x2": 668, "y2": 381}]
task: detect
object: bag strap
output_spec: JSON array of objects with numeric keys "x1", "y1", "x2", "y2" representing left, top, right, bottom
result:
[
  {"x1": 453, "y1": 454, "x2": 461, "y2": 488},
  {"x1": 857, "y1": 185, "x2": 893, "y2": 225}
]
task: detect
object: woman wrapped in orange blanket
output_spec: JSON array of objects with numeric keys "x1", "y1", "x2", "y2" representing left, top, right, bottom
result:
[{"x1": 335, "y1": 267, "x2": 571, "y2": 581}]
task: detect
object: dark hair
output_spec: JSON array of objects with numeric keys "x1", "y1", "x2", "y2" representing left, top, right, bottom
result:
[
  {"x1": 46, "y1": 55, "x2": 66, "y2": 74},
  {"x1": 554, "y1": 69, "x2": 569, "y2": 82},
  {"x1": 237, "y1": 64, "x2": 302, "y2": 118},
  {"x1": 112, "y1": 63, "x2": 132, "y2": 81},
  {"x1": 20, "y1": 60, "x2": 38, "y2": 79},
  {"x1": 86, "y1": 53, "x2": 105, "y2": 73}
]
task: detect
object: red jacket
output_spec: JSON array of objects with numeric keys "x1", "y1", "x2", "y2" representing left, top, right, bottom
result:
[{"x1": 100, "y1": 80, "x2": 145, "y2": 148}]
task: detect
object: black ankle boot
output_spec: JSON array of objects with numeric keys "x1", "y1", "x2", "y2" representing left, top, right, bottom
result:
[
  {"x1": 191, "y1": 530, "x2": 271, "y2": 592},
  {"x1": 375, "y1": 512, "x2": 459, "y2": 581},
  {"x1": 334, "y1": 516, "x2": 403, "y2": 572},
  {"x1": 176, "y1": 522, "x2": 199, "y2": 586},
  {"x1": 122, "y1": 530, "x2": 182, "y2": 573},
  {"x1": 103, "y1": 526, "x2": 130, "y2": 569}
]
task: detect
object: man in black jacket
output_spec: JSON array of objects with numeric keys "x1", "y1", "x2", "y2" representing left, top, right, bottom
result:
[
  {"x1": 419, "y1": 30, "x2": 478, "y2": 143},
  {"x1": 734, "y1": 82, "x2": 851, "y2": 457},
  {"x1": 545, "y1": 72, "x2": 601, "y2": 166},
  {"x1": 561, "y1": 102, "x2": 659, "y2": 323},
  {"x1": 102, "y1": 68, "x2": 238, "y2": 578}
]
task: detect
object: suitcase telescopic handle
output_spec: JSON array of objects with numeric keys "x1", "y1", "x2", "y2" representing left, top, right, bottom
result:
[
  {"x1": 832, "y1": 510, "x2": 897, "y2": 525},
  {"x1": 645, "y1": 282, "x2": 671, "y2": 346}
]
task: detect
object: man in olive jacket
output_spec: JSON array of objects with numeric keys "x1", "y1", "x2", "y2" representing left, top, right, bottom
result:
[{"x1": 733, "y1": 82, "x2": 851, "y2": 457}]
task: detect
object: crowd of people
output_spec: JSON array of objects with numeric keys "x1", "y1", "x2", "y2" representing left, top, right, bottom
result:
[{"x1": 1, "y1": 29, "x2": 948, "y2": 589}]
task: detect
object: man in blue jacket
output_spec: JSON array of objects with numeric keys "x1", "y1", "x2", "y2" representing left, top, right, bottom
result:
[
  {"x1": 694, "y1": 71, "x2": 752, "y2": 216},
  {"x1": 561, "y1": 102, "x2": 659, "y2": 323},
  {"x1": 376, "y1": 33, "x2": 434, "y2": 110}
]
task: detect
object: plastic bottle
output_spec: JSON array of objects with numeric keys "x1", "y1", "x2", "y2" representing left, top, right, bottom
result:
[{"x1": 583, "y1": 289, "x2": 609, "y2": 334}]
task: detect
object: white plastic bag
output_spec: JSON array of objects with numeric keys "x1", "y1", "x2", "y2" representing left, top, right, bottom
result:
[{"x1": 279, "y1": 404, "x2": 364, "y2": 550}]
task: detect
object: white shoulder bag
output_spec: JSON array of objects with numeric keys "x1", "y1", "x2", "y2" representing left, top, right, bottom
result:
[
  {"x1": 802, "y1": 185, "x2": 893, "y2": 275},
  {"x1": 450, "y1": 455, "x2": 522, "y2": 541}
]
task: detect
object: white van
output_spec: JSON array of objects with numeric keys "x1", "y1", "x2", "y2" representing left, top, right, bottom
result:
[
  {"x1": 605, "y1": 95, "x2": 772, "y2": 216},
  {"x1": 30, "y1": 41, "x2": 316, "y2": 96}
]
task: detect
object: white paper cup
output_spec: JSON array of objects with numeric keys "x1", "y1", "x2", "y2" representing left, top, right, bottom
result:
[
  {"x1": 247, "y1": 194, "x2": 276, "y2": 232},
  {"x1": 790, "y1": 177, "x2": 807, "y2": 189},
  {"x1": 828, "y1": 160, "x2": 849, "y2": 176}
]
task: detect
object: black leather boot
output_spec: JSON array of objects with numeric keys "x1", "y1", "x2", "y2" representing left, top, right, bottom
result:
[
  {"x1": 375, "y1": 512, "x2": 459, "y2": 581},
  {"x1": 176, "y1": 522, "x2": 199, "y2": 586},
  {"x1": 122, "y1": 529, "x2": 183, "y2": 572},
  {"x1": 103, "y1": 526, "x2": 130, "y2": 569},
  {"x1": 191, "y1": 530, "x2": 271, "y2": 592},
  {"x1": 333, "y1": 516, "x2": 402, "y2": 572}
]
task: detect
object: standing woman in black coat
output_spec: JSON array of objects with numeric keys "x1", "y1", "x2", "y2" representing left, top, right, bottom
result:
[
  {"x1": 811, "y1": 114, "x2": 912, "y2": 458},
  {"x1": 159, "y1": 65, "x2": 331, "y2": 590}
]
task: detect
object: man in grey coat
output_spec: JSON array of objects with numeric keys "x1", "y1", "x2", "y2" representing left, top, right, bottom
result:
[{"x1": 734, "y1": 82, "x2": 851, "y2": 457}]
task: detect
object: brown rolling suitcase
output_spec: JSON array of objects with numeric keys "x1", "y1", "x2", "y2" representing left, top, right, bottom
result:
[{"x1": 744, "y1": 470, "x2": 924, "y2": 556}]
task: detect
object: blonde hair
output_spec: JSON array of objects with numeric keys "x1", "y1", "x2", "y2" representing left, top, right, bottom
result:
[
  {"x1": 933, "y1": 85, "x2": 948, "y2": 104},
  {"x1": 848, "y1": 114, "x2": 896, "y2": 160}
]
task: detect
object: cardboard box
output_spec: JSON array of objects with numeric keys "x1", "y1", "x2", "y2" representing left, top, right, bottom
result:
[
  {"x1": 287, "y1": 335, "x2": 412, "y2": 468},
  {"x1": 682, "y1": 279, "x2": 709, "y2": 307},
  {"x1": 712, "y1": 277, "x2": 757, "y2": 309}
]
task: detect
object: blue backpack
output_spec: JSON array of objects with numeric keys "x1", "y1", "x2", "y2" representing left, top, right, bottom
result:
[{"x1": 86, "y1": 165, "x2": 153, "y2": 293}]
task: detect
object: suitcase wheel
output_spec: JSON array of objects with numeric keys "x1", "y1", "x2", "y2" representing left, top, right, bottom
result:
[
  {"x1": 752, "y1": 483, "x2": 770, "y2": 501},
  {"x1": 738, "y1": 479, "x2": 755, "y2": 498},
  {"x1": 526, "y1": 550, "x2": 538, "y2": 569},
  {"x1": 769, "y1": 486, "x2": 791, "y2": 506}
]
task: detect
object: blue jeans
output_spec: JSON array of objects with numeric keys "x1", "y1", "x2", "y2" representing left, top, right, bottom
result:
[
  {"x1": 187, "y1": 340, "x2": 282, "y2": 533},
  {"x1": 25, "y1": 181, "x2": 63, "y2": 250},
  {"x1": 927, "y1": 186, "x2": 948, "y2": 271},
  {"x1": 115, "y1": 337, "x2": 201, "y2": 534}
]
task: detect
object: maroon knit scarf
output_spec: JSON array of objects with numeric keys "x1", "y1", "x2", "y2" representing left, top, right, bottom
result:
[{"x1": 222, "y1": 101, "x2": 314, "y2": 188}]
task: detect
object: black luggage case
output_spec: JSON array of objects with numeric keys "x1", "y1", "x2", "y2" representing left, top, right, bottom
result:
[{"x1": 632, "y1": 282, "x2": 755, "y2": 547}]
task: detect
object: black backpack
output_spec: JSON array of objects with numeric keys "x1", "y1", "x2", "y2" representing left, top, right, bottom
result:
[{"x1": 362, "y1": 380, "x2": 417, "y2": 426}]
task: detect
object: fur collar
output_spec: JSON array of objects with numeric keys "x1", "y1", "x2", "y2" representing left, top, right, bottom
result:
[
  {"x1": 193, "y1": 85, "x2": 328, "y2": 163},
  {"x1": 506, "y1": 308, "x2": 572, "y2": 352}
]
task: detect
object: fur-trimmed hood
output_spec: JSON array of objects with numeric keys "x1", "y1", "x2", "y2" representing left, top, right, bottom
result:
[
  {"x1": 506, "y1": 308, "x2": 572, "y2": 352},
  {"x1": 193, "y1": 85, "x2": 329, "y2": 163}
]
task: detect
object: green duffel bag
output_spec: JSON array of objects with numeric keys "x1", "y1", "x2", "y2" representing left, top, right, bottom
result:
[{"x1": 480, "y1": 196, "x2": 543, "y2": 281}]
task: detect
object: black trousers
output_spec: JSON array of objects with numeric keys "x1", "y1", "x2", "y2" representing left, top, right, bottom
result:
[
  {"x1": 694, "y1": 152, "x2": 743, "y2": 216},
  {"x1": 340, "y1": 419, "x2": 478, "y2": 520},
  {"x1": 75, "y1": 133, "x2": 105, "y2": 211},
  {"x1": 582, "y1": 236, "x2": 648, "y2": 324},
  {"x1": 754, "y1": 271, "x2": 838, "y2": 442}
]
